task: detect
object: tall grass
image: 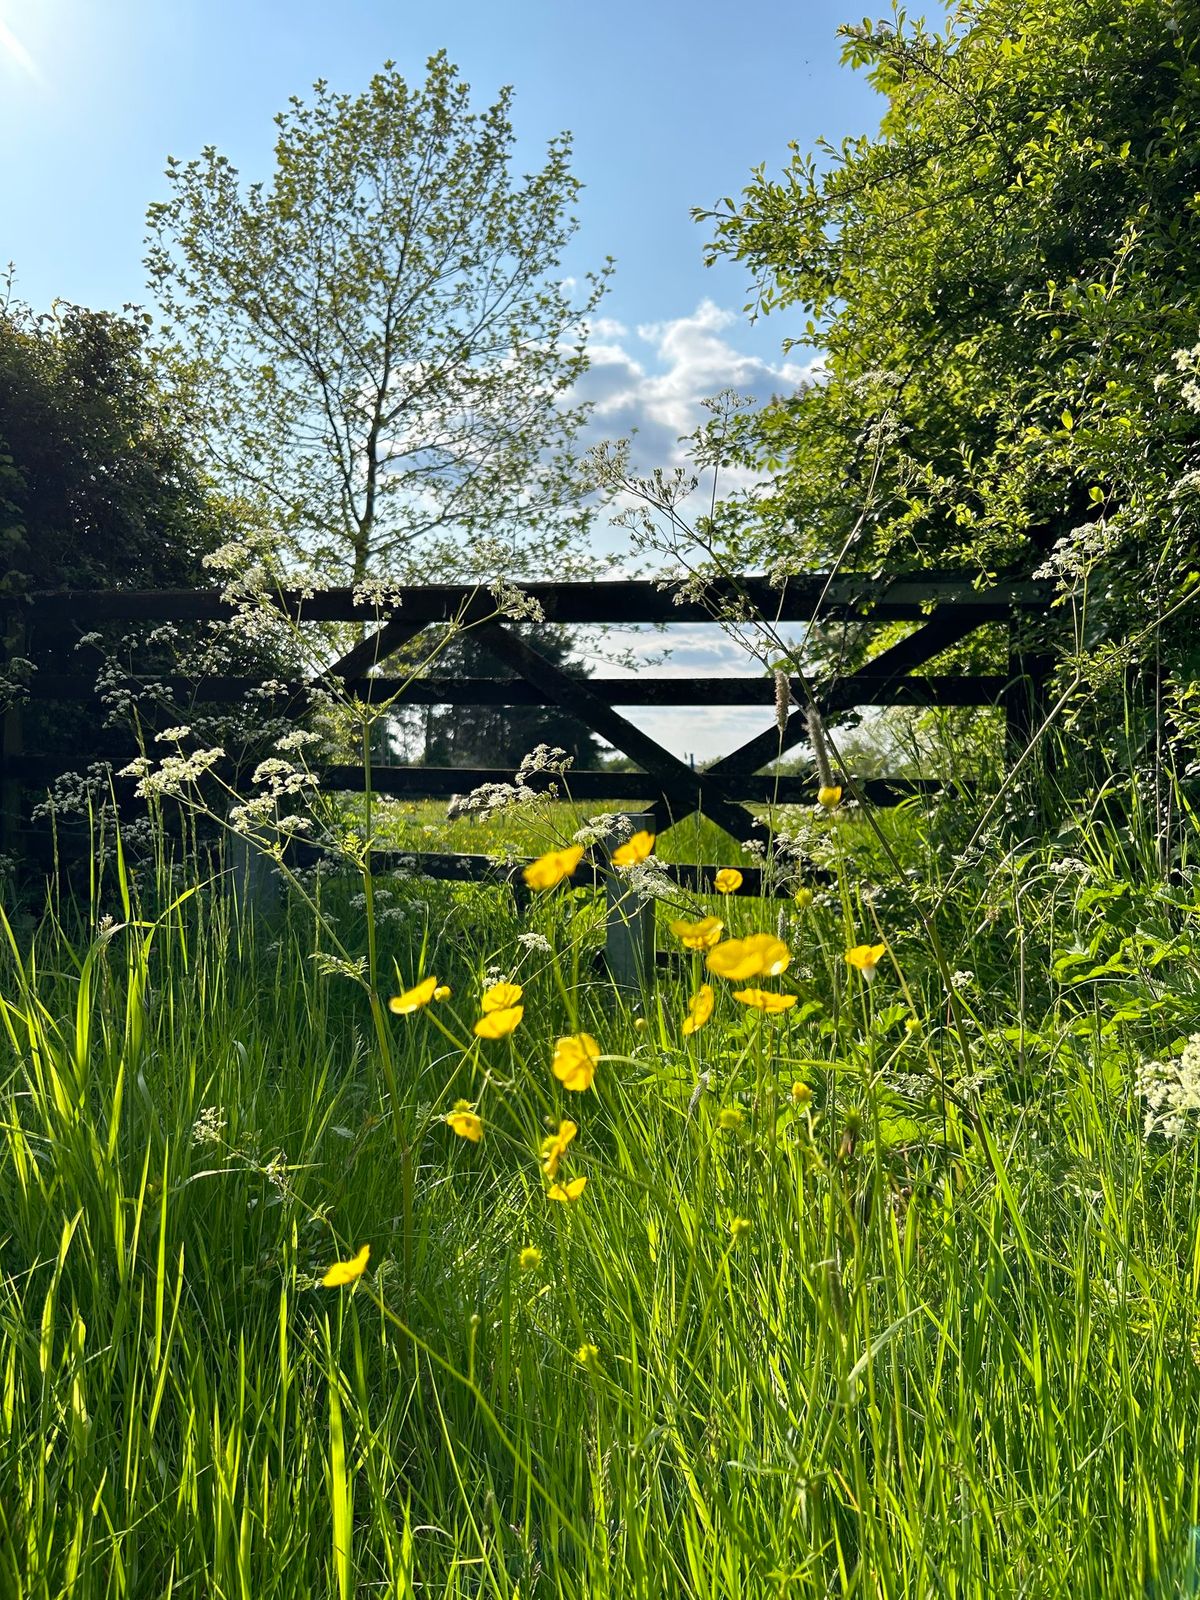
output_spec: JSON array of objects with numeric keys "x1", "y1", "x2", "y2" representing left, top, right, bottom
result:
[{"x1": 2, "y1": 782, "x2": 1200, "y2": 1597}]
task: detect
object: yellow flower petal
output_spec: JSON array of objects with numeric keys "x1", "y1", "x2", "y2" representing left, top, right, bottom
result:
[
  {"x1": 845, "y1": 942, "x2": 887, "y2": 980},
  {"x1": 714, "y1": 868, "x2": 743, "y2": 894},
  {"x1": 669, "y1": 915, "x2": 725, "y2": 951},
  {"x1": 731, "y1": 987, "x2": 797, "y2": 1014},
  {"x1": 474, "y1": 1004, "x2": 524, "y2": 1039},
  {"x1": 818, "y1": 785, "x2": 842, "y2": 810},
  {"x1": 547, "y1": 1175, "x2": 588, "y2": 1202},
  {"x1": 321, "y1": 1243, "x2": 370, "y2": 1288},
  {"x1": 540, "y1": 1118, "x2": 578, "y2": 1178},
  {"x1": 522, "y1": 844, "x2": 585, "y2": 890},
  {"x1": 681, "y1": 983, "x2": 714, "y2": 1036},
  {"x1": 706, "y1": 933, "x2": 791, "y2": 982},
  {"x1": 612, "y1": 829, "x2": 655, "y2": 867},
  {"x1": 482, "y1": 981, "x2": 523, "y2": 1013},
  {"x1": 551, "y1": 1033, "x2": 600, "y2": 1092},
  {"x1": 433, "y1": 984, "x2": 452, "y2": 1001},
  {"x1": 446, "y1": 1102, "x2": 484, "y2": 1142},
  {"x1": 388, "y1": 976, "x2": 439, "y2": 1015}
]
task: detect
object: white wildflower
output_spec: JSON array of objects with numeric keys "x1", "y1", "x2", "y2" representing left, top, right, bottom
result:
[{"x1": 1137, "y1": 1034, "x2": 1200, "y2": 1140}]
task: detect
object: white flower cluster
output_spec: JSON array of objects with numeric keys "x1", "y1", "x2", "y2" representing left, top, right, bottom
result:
[
  {"x1": 30, "y1": 762, "x2": 115, "y2": 821},
  {"x1": 250, "y1": 757, "x2": 316, "y2": 798},
  {"x1": 122, "y1": 746, "x2": 225, "y2": 799},
  {"x1": 1031, "y1": 518, "x2": 1120, "y2": 586},
  {"x1": 572, "y1": 813, "x2": 622, "y2": 847},
  {"x1": 452, "y1": 780, "x2": 541, "y2": 821},
  {"x1": 516, "y1": 745, "x2": 574, "y2": 781},
  {"x1": 488, "y1": 575, "x2": 546, "y2": 624},
  {"x1": 1136, "y1": 1034, "x2": 1200, "y2": 1140},
  {"x1": 275, "y1": 728, "x2": 321, "y2": 752},
  {"x1": 192, "y1": 1106, "x2": 228, "y2": 1147}
]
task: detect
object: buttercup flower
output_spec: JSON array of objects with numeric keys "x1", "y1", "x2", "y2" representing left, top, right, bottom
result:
[
  {"x1": 818, "y1": 785, "x2": 843, "y2": 810},
  {"x1": 729, "y1": 1217, "x2": 752, "y2": 1244},
  {"x1": 845, "y1": 942, "x2": 887, "y2": 982},
  {"x1": 519, "y1": 1245, "x2": 543, "y2": 1271},
  {"x1": 669, "y1": 915, "x2": 725, "y2": 951},
  {"x1": 446, "y1": 1101, "x2": 484, "y2": 1142},
  {"x1": 714, "y1": 868, "x2": 743, "y2": 894},
  {"x1": 551, "y1": 1033, "x2": 600, "y2": 1092},
  {"x1": 388, "y1": 976, "x2": 439, "y2": 1015},
  {"x1": 321, "y1": 1243, "x2": 370, "y2": 1288},
  {"x1": 793, "y1": 887, "x2": 814, "y2": 910},
  {"x1": 791, "y1": 1080, "x2": 814, "y2": 1104},
  {"x1": 433, "y1": 984, "x2": 452, "y2": 1001},
  {"x1": 717, "y1": 1107, "x2": 744, "y2": 1132},
  {"x1": 523, "y1": 844, "x2": 585, "y2": 890},
  {"x1": 474, "y1": 1004, "x2": 523, "y2": 1039},
  {"x1": 576, "y1": 1341, "x2": 601, "y2": 1370},
  {"x1": 481, "y1": 981, "x2": 523, "y2": 1013},
  {"x1": 707, "y1": 933, "x2": 791, "y2": 982},
  {"x1": 547, "y1": 1175, "x2": 588, "y2": 1202},
  {"x1": 613, "y1": 829, "x2": 655, "y2": 867},
  {"x1": 682, "y1": 983, "x2": 714, "y2": 1036},
  {"x1": 540, "y1": 1118, "x2": 578, "y2": 1178},
  {"x1": 731, "y1": 987, "x2": 797, "y2": 1015}
]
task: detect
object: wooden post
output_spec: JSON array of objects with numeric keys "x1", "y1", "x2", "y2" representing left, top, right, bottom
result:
[
  {"x1": 1, "y1": 608, "x2": 26, "y2": 861},
  {"x1": 225, "y1": 827, "x2": 283, "y2": 924},
  {"x1": 603, "y1": 811, "x2": 656, "y2": 992}
]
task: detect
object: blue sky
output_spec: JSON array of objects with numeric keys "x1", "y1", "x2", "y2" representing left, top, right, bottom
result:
[{"x1": 0, "y1": 1, "x2": 900, "y2": 758}]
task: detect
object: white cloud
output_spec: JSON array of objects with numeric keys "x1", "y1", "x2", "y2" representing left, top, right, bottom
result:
[{"x1": 577, "y1": 297, "x2": 819, "y2": 472}]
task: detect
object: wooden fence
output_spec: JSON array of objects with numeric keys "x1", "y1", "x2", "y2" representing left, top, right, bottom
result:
[{"x1": 1, "y1": 572, "x2": 1055, "y2": 892}]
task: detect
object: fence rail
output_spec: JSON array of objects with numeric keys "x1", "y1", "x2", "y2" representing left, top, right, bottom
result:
[{"x1": 3, "y1": 571, "x2": 1054, "y2": 883}]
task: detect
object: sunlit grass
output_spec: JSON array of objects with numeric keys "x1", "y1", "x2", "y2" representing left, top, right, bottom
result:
[{"x1": 2, "y1": 789, "x2": 1200, "y2": 1597}]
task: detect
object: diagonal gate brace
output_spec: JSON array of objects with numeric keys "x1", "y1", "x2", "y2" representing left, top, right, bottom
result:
[{"x1": 478, "y1": 623, "x2": 757, "y2": 843}]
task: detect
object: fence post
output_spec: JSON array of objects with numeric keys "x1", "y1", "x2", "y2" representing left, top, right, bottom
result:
[
  {"x1": 1, "y1": 608, "x2": 26, "y2": 861},
  {"x1": 603, "y1": 811, "x2": 656, "y2": 992},
  {"x1": 225, "y1": 826, "x2": 283, "y2": 924}
]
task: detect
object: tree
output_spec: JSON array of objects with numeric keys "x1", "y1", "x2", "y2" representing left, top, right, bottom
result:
[
  {"x1": 0, "y1": 284, "x2": 231, "y2": 593},
  {"x1": 393, "y1": 626, "x2": 601, "y2": 771},
  {"x1": 146, "y1": 52, "x2": 610, "y2": 586},
  {"x1": 689, "y1": 0, "x2": 1200, "y2": 641}
]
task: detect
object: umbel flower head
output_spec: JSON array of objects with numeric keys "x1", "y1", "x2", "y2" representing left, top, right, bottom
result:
[
  {"x1": 321, "y1": 1243, "x2": 370, "y2": 1288},
  {"x1": 670, "y1": 915, "x2": 724, "y2": 951},
  {"x1": 707, "y1": 933, "x2": 791, "y2": 982},
  {"x1": 682, "y1": 983, "x2": 714, "y2": 1036},
  {"x1": 714, "y1": 868, "x2": 743, "y2": 894},
  {"x1": 845, "y1": 942, "x2": 887, "y2": 982},
  {"x1": 523, "y1": 844, "x2": 585, "y2": 891},
  {"x1": 389, "y1": 976, "x2": 438, "y2": 1015},
  {"x1": 613, "y1": 829, "x2": 655, "y2": 867},
  {"x1": 551, "y1": 1034, "x2": 600, "y2": 1092},
  {"x1": 446, "y1": 1101, "x2": 484, "y2": 1142},
  {"x1": 731, "y1": 987, "x2": 797, "y2": 1015}
]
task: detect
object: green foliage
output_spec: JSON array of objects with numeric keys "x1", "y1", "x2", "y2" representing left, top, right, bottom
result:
[
  {"x1": 145, "y1": 52, "x2": 612, "y2": 585},
  {"x1": 696, "y1": 0, "x2": 1200, "y2": 705},
  {"x1": 4, "y1": 791, "x2": 1200, "y2": 1594},
  {"x1": 0, "y1": 284, "x2": 232, "y2": 593}
]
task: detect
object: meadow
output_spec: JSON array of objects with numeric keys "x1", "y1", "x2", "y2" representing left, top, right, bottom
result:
[{"x1": 3, "y1": 775, "x2": 1200, "y2": 1598}]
